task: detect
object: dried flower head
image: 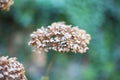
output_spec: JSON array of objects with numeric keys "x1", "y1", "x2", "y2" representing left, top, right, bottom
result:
[
  {"x1": 0, "y1": 0, "x2": 14, "y2": 11},
  {"x1": 28, "y1": 22, "x2": 91, "y2": 53},
  {"x1": 0, "y1": 56, "x2": 27, "y2": 80}
]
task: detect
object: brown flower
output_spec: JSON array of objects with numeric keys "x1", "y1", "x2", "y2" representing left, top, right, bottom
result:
[
  {"x1": 28, "y1": 22, "x2": 91, "y2": 53},
  {"x1": 0, "y1": 56, "x2": 27, "y2": 80},
  {"x1": 0, "y1": 0, "x2": 14, "y2": 11}
]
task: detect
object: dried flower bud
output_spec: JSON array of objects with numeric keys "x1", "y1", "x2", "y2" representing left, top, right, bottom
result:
[
  {"x1": 29, "y1": 22, "x2": 91, "y2": 53},
  {"x1": 0, "y1": 0, "x2": 14, "y2": 11},
  {"x1": 0, "y1": 56, "x2": 27, "y2": 80}
]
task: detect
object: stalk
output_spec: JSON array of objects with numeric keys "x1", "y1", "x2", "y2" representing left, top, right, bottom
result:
[{"x1": 41, "y1": 53, "x2": 56, "y2": 80}]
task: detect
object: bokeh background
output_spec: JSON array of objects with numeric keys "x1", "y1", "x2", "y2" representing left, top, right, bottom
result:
[{"x1": 0, "y1": 0, "x2": 120, "y2": 80}]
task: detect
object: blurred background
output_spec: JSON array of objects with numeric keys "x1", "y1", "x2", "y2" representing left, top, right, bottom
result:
[{"x1": 0, "y1": 0, "x2": 120, "y2": 80}]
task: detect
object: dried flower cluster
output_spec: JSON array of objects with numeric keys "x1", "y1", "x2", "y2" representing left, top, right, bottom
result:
[
  {"x1": 29, "y1": 22, "x2": 91, "y2": 53},
  {"x1": 0, "y1": 56, "x2": 27, "y2": 80},
  {"x1": 0, "y1": 0, "x2": 14, "y2": 11}
]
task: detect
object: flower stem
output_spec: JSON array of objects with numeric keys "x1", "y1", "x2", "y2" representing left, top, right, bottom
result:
[
  {"x1": 45, "y1": 53, "x2": 56, "y2": 76},
  {"x1": 41, "y1": 53, "x2": 56, "y2": 80}
]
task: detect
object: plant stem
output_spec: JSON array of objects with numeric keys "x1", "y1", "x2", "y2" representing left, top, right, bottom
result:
[
  {"x1": 45, "y1": 53, "x2": 56, "y2": 76},
  {"x1": 41, "y1": 53, "x2": 56, "y2": 80}
]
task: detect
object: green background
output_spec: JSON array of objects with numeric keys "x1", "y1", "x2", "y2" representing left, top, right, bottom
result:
[{"x1": 0, "y1": 0, "x2": 120, "y2": 80}]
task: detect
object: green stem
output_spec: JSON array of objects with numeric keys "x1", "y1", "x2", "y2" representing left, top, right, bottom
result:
[
  {"x1": 45, "y1": 53, "x2": 56, "y2": 76},
  {"x1": 41, "y1": 53, "x2": 56, "y2": 80}
]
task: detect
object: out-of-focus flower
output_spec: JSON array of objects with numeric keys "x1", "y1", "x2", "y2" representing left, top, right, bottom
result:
[
  {"x1": 28, "y1": 49, "x2": 47, "y2": 79},
  {"x1": 31, "y1": 49, "x2": 47, "y2": 67},
  {"x1": 28, "y1": 22, "x2": 91, "y2": 53},
  {"x1": 0, "y1": 0, "x2": 14, "y2": 11},
  {"x1": 0, "y1": 56, "x2": 27, "y2": 80}
]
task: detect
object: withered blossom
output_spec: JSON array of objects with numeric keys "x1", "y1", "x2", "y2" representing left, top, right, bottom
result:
[
  {"x1": 0, "y1": 56, "x2": 27, "y2": 80},
  {"x1": 0, "y1": 0, "x2": 14, "y2": 11},
  {"x1": 28, "y1": 22, "x2": 91, "y2": 53}
]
